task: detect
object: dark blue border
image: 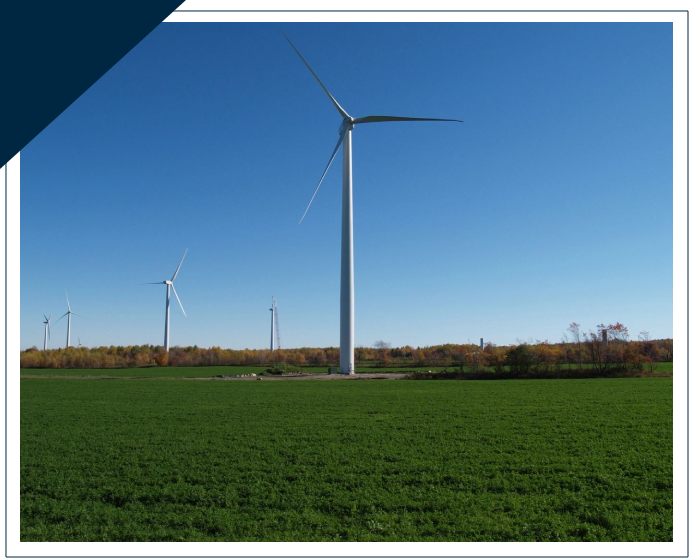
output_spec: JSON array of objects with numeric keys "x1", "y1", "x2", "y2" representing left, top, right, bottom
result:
[{"x1": 673, "y1": 23, "x2": 687, "y2": 556}]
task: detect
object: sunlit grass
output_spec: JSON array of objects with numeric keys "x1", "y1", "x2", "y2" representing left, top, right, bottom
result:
[{"x1": 21, "y1": 377, "x2": 672, "y2": 541}]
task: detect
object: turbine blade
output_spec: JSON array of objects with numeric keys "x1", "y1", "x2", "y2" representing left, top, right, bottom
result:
[
  {"x1": 171, "y1": 249, "x2": 188, "y2": 282},
  {"x1": 283, "y1": 33, "x2": 350, "y2": 120},
  {"x1": 65, "y1": 291, "x2": 71, "y2": 312},
  {"x1": 353, "y1": 115, "x2": 463, "y2": 125},
  {"x1": 171, "y1": 284, "x2": 187, "y2": 317},
  {"x1": 54, "y1": 312, "x2": 68, "y2": 324},
  {"x1": 71, "y1": 313, "x2": 87, "y2": 319},
  {"x1": 299, "y1": 128, "x2": 347, "y2": 224},
  {"x1": 142, "y1": 281, "x2": 167, "y2": 285}
]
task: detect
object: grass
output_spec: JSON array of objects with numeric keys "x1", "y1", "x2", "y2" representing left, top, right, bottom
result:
[
  {"x1": 19, "y1": 365, "x2": 259, "y2": 378},
  {"x1": 21, "y1": 377, "x2": 672, "y2": 542},
  {"x1": 647, "y1": 361, "x2": 673, "y2": 373},
  {"x1": 19, "y1": 365, "x2": 344, "y2": 378},
  {"x1": 19, "y1": 361, "x2": 673, "y2": 378}
]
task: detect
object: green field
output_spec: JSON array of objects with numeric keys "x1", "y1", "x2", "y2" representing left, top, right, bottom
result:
[
  {"x1": 21, "y1": 377, "x2": 672, "y2": 541},
  {"x1": 19, "y1": 361, "x2": 673, "y2": 378},
  {"x1": 20, "y1": 365, "x2": 260, "y2": 378}
]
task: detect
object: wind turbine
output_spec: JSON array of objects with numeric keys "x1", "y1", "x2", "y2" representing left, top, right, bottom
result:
[
  {"x1": 144, "y1": 249, "x2": 187, "y2": 352},
  {"x1": 285, "y1": 34, "x2": 461, "y2": 374},
  {"x1": 54, "y1": 292, "x2": 85, "y2": 348},
  {"x1": 269, "y1": 296, "x2": 281, "y2": 352},
  {"x1": 42, "y1": 314, "x2": 51, "y2": 351},
  {"x1": 269, "y1": 297, "x2": 276, "y2": 351}
]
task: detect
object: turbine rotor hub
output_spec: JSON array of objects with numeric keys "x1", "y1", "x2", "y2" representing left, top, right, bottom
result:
[{"x1": 339, "y1": 117, "x2": 355, "y2": 135}]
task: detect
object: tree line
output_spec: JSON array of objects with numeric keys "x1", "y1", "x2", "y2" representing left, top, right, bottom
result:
[{"x1": 20, "y1": 322, "x2": 672, "y2": 372}]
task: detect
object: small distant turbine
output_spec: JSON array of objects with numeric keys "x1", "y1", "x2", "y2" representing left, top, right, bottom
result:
[
  {"x1": 54, "y1": 292, "x2": 85, "y2": 348},
  {"x1": 42, "y1": 314, "x2": 51, "y2": 351},
  {"x1": 77, "y1": 337, "x2": 82, "y2": 348},
  {"x1": 269, "y1": 297, "x2": 276, "y2": 351},
  {"x1": 144, "y1": 249, "x2": 188, "y2": 353},
  {"x1": 269, "y1": 297, "x2": 281, "y2": 352},
  {"x1": 285, "y1": 33, "x2": 461, "y2": 374}
]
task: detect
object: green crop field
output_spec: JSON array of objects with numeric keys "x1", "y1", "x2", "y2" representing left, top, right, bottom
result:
[
  {"x1": 19, "y1": 361, "x2": 673, "y2": 378},
  {"x1": 21, "y1": 377, "x2": 672, "y2": 542},
  {"x1": 18, "y1": 365, "x2": 410, "y2": 378},
  {"x1": 19, "y1": 365, "x2": 261, "y2": 378}
]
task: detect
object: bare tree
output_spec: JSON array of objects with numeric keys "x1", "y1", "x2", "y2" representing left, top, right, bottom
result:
[
  {"x1": 568, "y1": 322, "x2": 583, "y2": 368},
  {"x1": 372, "y1": 340, "x2": 392, "y2": 367}
]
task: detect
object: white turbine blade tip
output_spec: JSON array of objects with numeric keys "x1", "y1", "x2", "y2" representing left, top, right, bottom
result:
[
  {"x1": 299, "y1": 128, "x2": 347, "y2": 224},
  {"x1": 171, "y1": 284, "x2": 187, "y2": 317},
  {"x1": 283, "y1": 33, "x2": 350, "y2": 120},
  {"x1": 171, "y1": 249, "x2": 188, "y2": 282}
]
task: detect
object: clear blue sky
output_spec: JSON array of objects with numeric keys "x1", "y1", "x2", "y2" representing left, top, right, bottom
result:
[{"x1": 20, "y1": 22, "x2": 673, "y2": 350}]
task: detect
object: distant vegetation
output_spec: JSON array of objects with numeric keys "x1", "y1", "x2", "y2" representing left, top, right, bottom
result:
[
  {"x1": 262, "y1": 362, "x2": 303, "y2": 375},
  {"x1": 21, "y1": 322, "x2": 672, "y2": 377}
]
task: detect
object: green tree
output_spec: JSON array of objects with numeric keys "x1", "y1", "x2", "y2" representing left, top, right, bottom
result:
[{"x1": 505, "y1": 344, "x2": 533, "y2": 375}]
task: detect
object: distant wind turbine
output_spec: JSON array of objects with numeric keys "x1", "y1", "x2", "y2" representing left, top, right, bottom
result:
[
  {"x1": 269, "y1": 296, "x2": 281, "y2": 352},
  {"x1": 285, "y1": 34, "x2": 462, "y2": 374},
  {"x1": 144, "y1": 249, "x2": 188, "y2": 352},
  {"x1": 54, "y1": 292, "x2": 85, "y2": 348},
  {"x1": 270, "y1": 297, "x2": 276, "y2": 351},
  {"x1": 42, "y1": 314, "x2": 51, "y2": 351}
]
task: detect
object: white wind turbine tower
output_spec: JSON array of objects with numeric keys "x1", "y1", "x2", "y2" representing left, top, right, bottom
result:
[
  {"x1": 270, "y1": 297, "x2": 276, "y2": 351},
  {"x1": 144, "y1": 249, "x2": 188, "y2": 353},
  {"x1": 54, "y1": 292, "x2": 85, "y2": 348},
  {"x1": 42, "y1": 314, "x2": 51, "y2": 351},
  {"x1": 285, "y1": 34, "x2": 461, "y2": 374},
  {"x1": 269, "y1": 296, "x2": 281, "y2": 352}
]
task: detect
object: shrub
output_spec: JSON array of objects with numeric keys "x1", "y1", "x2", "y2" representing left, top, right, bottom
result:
[{"x1": 263, "y1": 362, "x2": 302, "y2": 376}]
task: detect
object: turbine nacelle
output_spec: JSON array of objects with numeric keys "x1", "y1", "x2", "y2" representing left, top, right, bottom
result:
[{"x1": 339, "y1": 117, "x2": 354, "y2": 136}]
